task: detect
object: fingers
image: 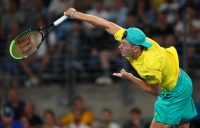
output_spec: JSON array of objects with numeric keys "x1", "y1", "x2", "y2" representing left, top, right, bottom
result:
[
  {"x1": 121, "y1": 69, "x2": 126, "y2": 72},
  {"x1": 64, "y1": 12, "x2": 68, "y2": 16},
  {"x1": 121, "y1": 69, "x2": 133, "y2": 78},
  {"x1": 113, "y1": 69, "x2": 127, "y2": 77},
  {"x1": 64, "y1": 8, "x2": 77, "y2": 17},
  {"x1": 121, "y1": 69, "x2": 128, "y2": 75},
  {"x1": 113, "y1": 73, "x2": 123, "y2": 78}
]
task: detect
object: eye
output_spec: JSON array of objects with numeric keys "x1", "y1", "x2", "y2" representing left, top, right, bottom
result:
[{"x1": 123, "y1": 42, "x2": 127, "y2": 46}]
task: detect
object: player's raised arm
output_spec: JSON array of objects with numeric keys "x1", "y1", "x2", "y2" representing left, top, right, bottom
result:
[{"x1": 64, "y1": 8, "x2": 122, "y2": 35}]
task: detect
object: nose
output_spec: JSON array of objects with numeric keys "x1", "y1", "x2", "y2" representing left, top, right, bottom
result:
[{"x1": 119, "y1": 43, "x2": 122, "y2": 49}]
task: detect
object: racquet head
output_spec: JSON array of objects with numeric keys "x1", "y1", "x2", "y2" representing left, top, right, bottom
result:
[{"x1": 9, "y1": 29, "x2": 43, "y2": 60}]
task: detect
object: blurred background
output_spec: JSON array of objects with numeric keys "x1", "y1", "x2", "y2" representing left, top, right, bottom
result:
[{"x1": 0, "y1": 0, "x2": 200, "y2": 127}]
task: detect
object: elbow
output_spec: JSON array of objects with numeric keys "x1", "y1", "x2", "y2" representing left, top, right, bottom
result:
[
  {"x1": 106, "y1": 21, "x2": 113, "y2": 27},
  {"x1": 148, "y1": 84, "x2": 161, "y2": 96},
  {"x1": 105, "y1": 22, "x2": 113, "y2": 32},
  {"x1": 152, "y1": 89, "x2": 160, "y2": 96},
  {"x1": 105, "y1": 22, "x2": 119, "y2": 35}
]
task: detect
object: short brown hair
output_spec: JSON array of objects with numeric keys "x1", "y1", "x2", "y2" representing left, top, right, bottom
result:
[
  {"x1": 130, "y1": 107, "x2": 141, "y2": 115},
  {"x1": 102, "y1": 108, "x2": 112, "y2": 115}
]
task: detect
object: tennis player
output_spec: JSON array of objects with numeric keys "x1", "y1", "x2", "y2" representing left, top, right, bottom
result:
[{"x1": 64, "y1": 8, "x2": 197, "y2": 128}]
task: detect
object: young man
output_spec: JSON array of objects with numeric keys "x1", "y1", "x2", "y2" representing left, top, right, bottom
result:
[
  {"x1": 64, "y1": 8, "x2": 197, "y2": 128},
  {"x1": 0, "y1": 106, "x2": 23, "y2": 128}
]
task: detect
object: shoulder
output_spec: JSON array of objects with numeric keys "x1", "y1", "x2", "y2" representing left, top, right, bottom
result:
[
  {"x1": 123, "y1": 121, "x2": 133, "y2": 128},
  {"x1": 12, "y1": 120, "x2": 23, "y2": 127},
  {"x1": 33, "y1": 114, "x2": 42, "y2": 120},
  {"x1": 109, "y1": 122, "x2": 120, "y2": 128},
  {"x1": 193, "y1": 20, "x2": 200, "y2": 28},
  {"x1": 82, "y1": 108, "x2": 94, "y2": 117},
  {"x1": 146, "y1": 37, "x2": 161, "y2": 48},
  {"x1": 145, "y1": 37, "x2": 164, "y2": 68},
  {"x1": 0, "y1": 123, "x2": 3, "y2": 128},
  {"x1": 61, "y1": 112, "x2": 73, "y2": 119}
]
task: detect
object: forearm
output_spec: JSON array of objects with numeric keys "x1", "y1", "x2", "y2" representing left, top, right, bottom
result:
[
  {"x1": 126, "y1": 74, "x2": 160, "y2": 96},
  {"x1": 73, "y1": 12, "x2": 121, "y2": 35}
]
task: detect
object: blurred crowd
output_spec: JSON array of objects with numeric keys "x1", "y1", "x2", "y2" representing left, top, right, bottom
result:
[
  {"x1": 1, "y1": 87, "x2": 200, "y2": 128},
  {"x1": 0, "y1": 87, "x2": 150, "y2": 128},
  {"x1": 0, "y1": 0, "x2": 200, "y2": 86},
  {"x1": 1, "y1": 1, "x2": 200, "y2": 127}
]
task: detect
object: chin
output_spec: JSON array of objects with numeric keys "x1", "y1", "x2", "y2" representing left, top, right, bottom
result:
[{"x1": 121, "y1": 54, "x2": 127, "y2": 57}]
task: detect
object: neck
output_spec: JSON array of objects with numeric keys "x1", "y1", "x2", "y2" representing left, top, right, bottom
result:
[
  {"x1": 26, "y1": 113, "x2": 33, "y2": 118},
  {"x1": 131, "y1": 50, "x2": 142, "y2": 60},
  {"x1": 102, "y1": 121, "x2": 110, "y2": 128},
  {"x1": 11, "y1": 101, "x2": 19, "y2": 107},
  {"x1": 3, "y1": 122, "x2": 11, "y2": 128},
  {"x1": 46, "y1": 123, "x2": 54, "y2": 126}
]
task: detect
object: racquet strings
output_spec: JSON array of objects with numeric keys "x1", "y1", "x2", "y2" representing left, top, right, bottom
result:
[{"x1": 10, "y1": 30, "x2": 43, "y2": 59}]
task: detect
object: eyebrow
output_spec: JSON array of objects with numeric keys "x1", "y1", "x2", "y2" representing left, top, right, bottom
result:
[{"x1": 121, "y1": 40, "x2": 126, "y2": 44}]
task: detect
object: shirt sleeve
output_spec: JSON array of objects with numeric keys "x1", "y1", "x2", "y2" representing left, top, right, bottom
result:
[
  {"x1": 58, "y1": 112, "x2": 74, "y2": 125},
  {"x1": 114, "y1": 28, "x2": 126, "y2": 42}
]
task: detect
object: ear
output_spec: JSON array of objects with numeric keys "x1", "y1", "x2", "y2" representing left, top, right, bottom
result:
[
  {"x1": 132, "y1": 45, "x2": 137, "y2": 52},
  {"x1": 133, "y1": 46, "x2": 141, "y2": 52}
]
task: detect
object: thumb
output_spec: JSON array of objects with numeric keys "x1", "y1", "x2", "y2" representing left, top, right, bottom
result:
[
  {"x1": 121, "y1": 69, "x2": 126, "y2": 72},
  {"x1": 121, "y1": 69, "x2": 127, "y2": 74},
  {"x1": 121, "y1": 69, "x2": 130, "y2": 78},
  {"x1": 64, "y1": 12, "x2": 68, "y2": 16}
]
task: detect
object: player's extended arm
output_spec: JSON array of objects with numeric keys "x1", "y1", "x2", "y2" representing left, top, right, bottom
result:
[
  {"x1": 113, "y1": 69, "x2": 160, "y2": 96},
  {"x1": 64, "y1": 8, "x2": 121, "y2": 35}
]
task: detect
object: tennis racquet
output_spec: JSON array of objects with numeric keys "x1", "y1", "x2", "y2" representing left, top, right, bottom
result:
[{"x1": 9, "y1": 15, "x2": 68, "y2": 60}]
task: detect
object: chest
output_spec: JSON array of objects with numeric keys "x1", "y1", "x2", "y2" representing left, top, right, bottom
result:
[{"x1": 129, "y1": 54, "x2": 162, "y2": 80}]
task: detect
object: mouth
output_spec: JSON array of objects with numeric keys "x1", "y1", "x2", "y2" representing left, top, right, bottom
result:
[{"x1": 120, "y1": 51, "x2": 124, "y2": 56}]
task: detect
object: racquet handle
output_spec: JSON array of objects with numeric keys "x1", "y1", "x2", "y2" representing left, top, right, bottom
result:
[{"x1": 53, "y1": 15, "x2": 68, "y2": 26}]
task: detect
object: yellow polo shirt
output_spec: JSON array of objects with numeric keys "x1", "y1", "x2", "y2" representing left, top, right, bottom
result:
[
  {"x1": 114, "y1": 28, "x2": 179, "y2": 90},
  {"x1": 58, "y1": 110, "x2": 94, "y2": 126}
]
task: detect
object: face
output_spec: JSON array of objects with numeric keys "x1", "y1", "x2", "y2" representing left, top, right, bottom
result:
[
  {"x1": 101, "y1": 111, "x2": 112, "y2": 122},
  {"x1": 10, "y1": 1, "x2": 18, "y2": 12},
  {"x1": 24, "y1": 102, "x2": 34, "y2": 115},
  {"x1": 130, "y1": 113, "x2": 141, "y2": 126},
  {"x1": 186, "y1": 7, "x2": 194, "y2": 20},
  {"x1": 114, "y1": 0, "x2": 123, "y2": 9},
  {"x1": 118, "y1": 39, "x2": 135, "y2": 57},
  {"x1": 96, "y1": 1, "x2": 104, "y2": 11},
  {"x1": 73, "y1": 99, "x2": 84, "y2": 110},
  {"x1": 2, "y1": 116, "x2": 13, "y2": 125},
  {"x1": 137, "y1": 0, "x2": 145, "y2": 12},
  {"x1": 9, "y1": 89, "x2": 19, "y2": 103},
  {"x1": 34, "y1": 0, "x2": 42, "y2": 10},
  {"x1": 158, "y1": 12, "x2": 167, "y2": 24},
  {"x1": 126, "y1": 15, "x2": 137, "y2": 27},
  {"x1": 21, "y1": 116, "x2": 30, "y2": 128},
  {"x1": 44, "y1": 112, "x2": 55, "y2": 124}
]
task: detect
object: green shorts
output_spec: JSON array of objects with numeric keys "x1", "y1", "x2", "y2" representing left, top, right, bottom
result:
[{"x1": 154, "y1": 68, "x2": 197, "y2": 125}]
